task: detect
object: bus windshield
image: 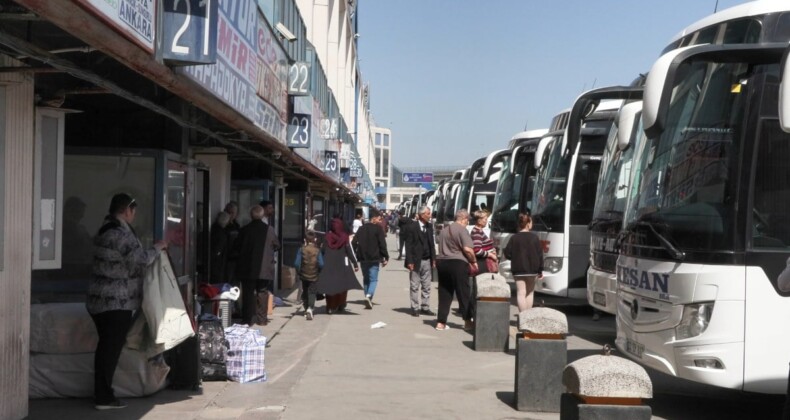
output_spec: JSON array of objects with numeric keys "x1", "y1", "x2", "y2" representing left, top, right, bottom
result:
[
  {"x1": 491, "y1": 151, "x2": 533, "y2": 232},
  {"x1": 532, "y1": 135, "x2": 568, "y2": 232},
  {"x1": 592, "y1": 119, "x2": 640, "y2": 225},
  {"x1": 624, "y1": 59, "x2": 749, "y2": 253}
]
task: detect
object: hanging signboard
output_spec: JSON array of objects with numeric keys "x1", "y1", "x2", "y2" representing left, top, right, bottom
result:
[
  {"x1": 320, "y1": 118, "x2": 338, "y2": 140},
  {"x1": 181, "y1": 3, "x2": 287, "y2": 142},
  {"x1": 75, "y1": 0, "x2": 156, "y2": 53},
  {"x1": 288, "y1": 61, "x2": 311, "y2": 96},
  {"x1": 323, "y1": 151, "x2": 339, "y2": 178},
  {"x1": 287, "y1": 113, "x2": 311, "y2": 149},
  {"x1": 161, "y1": 0, "x2": 218, "y2": 65}
]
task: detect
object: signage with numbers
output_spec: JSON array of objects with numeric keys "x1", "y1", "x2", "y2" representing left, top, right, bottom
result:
[
  {"x1": 320, "y1": 118, "x2": 338, "y2": 140},
  {"x1": 161, "y1": 0, "x2": 218, "y2": 64},
  {"x1": 288, "y1": 61, "x2": 311, "y2": 96},
  {"x1": 287, "y1": 113, "x2": 311, "y2": 148},
  {"x1": 323, "y1": 151, "x2": 339, "y2": 177}
]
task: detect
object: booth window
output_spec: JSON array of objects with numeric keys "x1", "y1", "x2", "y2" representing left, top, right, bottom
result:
[
  {"x1": 0, "y1": 88, "x2": 5, "y2": 271},
  {"x1": 32, "y1": 108, "x2": 64, "y2": 269},
  {"x1": 166, "y1": 162, "x2": 187, "y2": 278},
  {"x1": 57, "y1": 155, "x2": 156, "y2": 285}
]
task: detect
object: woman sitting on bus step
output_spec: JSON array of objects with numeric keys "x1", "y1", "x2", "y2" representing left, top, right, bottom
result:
[{"x1": 503, "y1": 213, "x2": 543, "y2": 312}]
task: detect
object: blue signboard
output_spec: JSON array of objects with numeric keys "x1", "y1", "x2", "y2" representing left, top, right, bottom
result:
[{"x1": 402, "y1": 172, "x2": 433, "y2": 183}]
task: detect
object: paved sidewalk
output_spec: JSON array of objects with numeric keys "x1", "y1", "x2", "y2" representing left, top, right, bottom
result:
[{"x1": 28, "y1": 235, "x2": 603, "y2": 419}]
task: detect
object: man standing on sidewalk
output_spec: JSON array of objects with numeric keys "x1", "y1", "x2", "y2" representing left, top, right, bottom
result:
[
  {"x1": 233, "y1": 205, "x2": 280, "y2": 325},
  {"x1": 404, "y1": 206, "x2": 436, "y2": 317},
  {"x1": 352, "y1": 209, "x2": 389, "y2": 309}
]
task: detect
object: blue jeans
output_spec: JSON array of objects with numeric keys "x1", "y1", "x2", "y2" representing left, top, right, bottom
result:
[{"x1": 361, "y1": 262, "x2": 380, "y2": 298}]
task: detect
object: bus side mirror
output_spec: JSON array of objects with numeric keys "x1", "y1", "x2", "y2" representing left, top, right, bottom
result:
[
  {"x1": 780, "y1": 47, "x2": 790, "y2": 133},
  {"x1": 617, "y1": 101, "x2": 643, "y2": 151}
]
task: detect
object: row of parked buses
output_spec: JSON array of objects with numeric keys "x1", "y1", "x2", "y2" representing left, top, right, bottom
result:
[{"x1": 425, "y1": 0, "x2": 790, "y2": 395}]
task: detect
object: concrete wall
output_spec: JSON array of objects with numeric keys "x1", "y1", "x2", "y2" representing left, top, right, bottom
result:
[{"x1": 0, "y1": 55, "x2": 34, "y2": 420}]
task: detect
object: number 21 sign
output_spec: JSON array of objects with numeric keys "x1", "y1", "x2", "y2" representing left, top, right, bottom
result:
[{"x1": 161, "y1": 0, "x2": 218, "y2": 65}]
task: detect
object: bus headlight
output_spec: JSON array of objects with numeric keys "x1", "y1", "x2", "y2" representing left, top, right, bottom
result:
[
  {"x1": 544, "y1": 257, "x2": 563, "y2": 274},
  {"x1": 675, "y1": 302, "x2": 714, "y2": 340}
]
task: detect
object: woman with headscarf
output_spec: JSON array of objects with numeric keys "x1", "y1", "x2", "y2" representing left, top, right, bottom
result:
[{"x1": 315, "y1": 216, "x2": 361, "y2": 313}]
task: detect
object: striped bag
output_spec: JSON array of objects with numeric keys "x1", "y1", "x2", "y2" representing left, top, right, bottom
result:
[{"x1": 224, "y1": 324, "x2": 267, "y2": 383}]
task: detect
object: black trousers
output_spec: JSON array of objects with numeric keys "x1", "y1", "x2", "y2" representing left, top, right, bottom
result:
[
  {"x1": 90, "y1": 310, "x2": 134, "y2": 404},
  {"x1": 301, "y1": 279, "x2": 317, "y2": 310},
  {"x1": 241, "y1": 278, "x2": 272, "y2": 324},
  {"x1": 437, "y1": 259, "x2": 475, "y2": 323}
]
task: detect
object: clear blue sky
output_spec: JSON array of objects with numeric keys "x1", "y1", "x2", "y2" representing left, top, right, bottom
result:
[{"x1": 357, "y1": 0, "x2": 746, "y2": 169}]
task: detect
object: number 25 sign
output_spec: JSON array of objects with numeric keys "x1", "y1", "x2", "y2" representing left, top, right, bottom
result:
[{"x1": 161, "y1": 0, "x2": 218, "y2": 65}]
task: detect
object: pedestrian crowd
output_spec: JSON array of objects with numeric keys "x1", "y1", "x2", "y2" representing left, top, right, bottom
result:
[{"x1": 204, "y1": 201, "x2": 545, "y2": 330}]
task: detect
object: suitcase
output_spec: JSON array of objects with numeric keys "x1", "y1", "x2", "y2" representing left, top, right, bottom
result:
[
  {"x1": 198, "y1": 315, "x2": 229, "y2": 381},
  {"x1": 164, "y1": 335, "x2": 202, "y2": 390}
]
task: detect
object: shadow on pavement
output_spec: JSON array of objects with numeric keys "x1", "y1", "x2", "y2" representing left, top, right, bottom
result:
[{"x1": 494, "y1": 390, "x2": 515, "y2": 410}]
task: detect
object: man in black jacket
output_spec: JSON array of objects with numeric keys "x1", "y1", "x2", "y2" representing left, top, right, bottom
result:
[
  {"x1": 352, "y1": 210, "x2": 389, "y2": 309},
  {"x1": 404, "y1": 206, "x2": 436, "y2": 317},
  {"x1": 233, "y1": 205, "x2": 280, "y2": 325}
]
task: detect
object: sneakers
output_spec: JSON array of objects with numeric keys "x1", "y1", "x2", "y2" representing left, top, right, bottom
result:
[
  {"x1": 411, "y1": 308, "x2": 420, "y2": 317},
  {"x1": 435, "y1": 323, "x2": 450, "y2": 331},
  {"x1": 420, "y1": 308, "x2": 436, "y2": 316},
  {"x1": 95, "y1": 399, "x2": 127, "y2": 410},
  {"x1": 305, "y1": 308, "x2": 314, "y2": 320},
  {"x1": 364, "y1": 295, "x2": 373, "y2": 309}
]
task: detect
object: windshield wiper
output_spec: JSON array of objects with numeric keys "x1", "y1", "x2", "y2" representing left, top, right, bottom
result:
[
  {"x1": 588, "y1": 210, "x2": 624, "y2": 230},
  {"x1": 633, "y1": 220, "x2": 686, "y2": 261},
  {"x1": 531, "y1": 214, "x2": 551, "y2": 232}
]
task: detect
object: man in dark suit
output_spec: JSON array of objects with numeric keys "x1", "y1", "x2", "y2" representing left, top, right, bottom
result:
[
  {"x1": 233, "y1": 205, "x2": 280, "y2": 325},
  {"x1": 404, "y1": 206, "x2": 436, "y2": 317}
]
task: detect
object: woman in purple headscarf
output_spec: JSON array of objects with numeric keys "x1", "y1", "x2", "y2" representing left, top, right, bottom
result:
[{"x1": 315, "y1": 216, "x2": 361, "y2": 313}]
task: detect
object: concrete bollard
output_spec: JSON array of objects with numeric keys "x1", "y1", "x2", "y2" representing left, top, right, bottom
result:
[
  {"x1": 473, "y1": 273, "x2": 510, "y2": 352},
  {"x1": 515, "y1": 308, "x2": 568, "y2": 412},
  {"x1": 560, "y1": 353, "x2": 653, "y2": 420}
]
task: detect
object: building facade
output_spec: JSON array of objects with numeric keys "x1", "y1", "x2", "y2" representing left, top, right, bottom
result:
[{"x1": 0, "y1": 0, "x2": 380, "y2": 417}]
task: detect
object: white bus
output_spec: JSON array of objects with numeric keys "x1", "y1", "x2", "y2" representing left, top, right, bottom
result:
[
  {"x1": 491, "y1": 129, "x2": 552, "y2": 281},
  {"x1": 615, "y1": 1, "x2": 790, "y2": 393},
  {"x1": 529, "y1": 100, "x2": 623, "y2": 299},
  {"x1": 587, "y1": 100, "x2": 643, "y2": 314}
]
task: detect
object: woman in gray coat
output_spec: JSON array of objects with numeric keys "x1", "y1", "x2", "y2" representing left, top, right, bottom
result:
[{"x1": 87, "y1": 193, "x2": 167, "y2": 410}]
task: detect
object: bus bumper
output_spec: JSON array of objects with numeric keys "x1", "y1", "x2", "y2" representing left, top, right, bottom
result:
[
  {"x1": 587, "y1": 267, "x2": 617, "y2": 314},
  {"x1": 616, "y1": 306, "x2": 745, "y2": 390}
]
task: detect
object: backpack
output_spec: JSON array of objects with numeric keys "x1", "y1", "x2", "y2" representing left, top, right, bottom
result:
[{"x1": 198, "y1": 314, "x2": 229, "y2": 381}]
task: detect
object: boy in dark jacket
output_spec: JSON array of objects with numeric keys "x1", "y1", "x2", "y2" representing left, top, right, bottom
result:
[{"x1": 294, "y1": 231, "x2": 324, "y2": 320}]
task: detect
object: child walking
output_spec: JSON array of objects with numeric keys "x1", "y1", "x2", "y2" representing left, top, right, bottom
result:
[{"x1": 294, "y1": 231, "x2": 324, "y2": 320}]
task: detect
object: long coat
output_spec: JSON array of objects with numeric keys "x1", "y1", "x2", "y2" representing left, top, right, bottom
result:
[
  {"x1": 233, "y1": 219, "x2": 280, "y2": 280},
  {"x1": 315, "y1": 243, "x2": 361, "y2": 296},
  {"x1": 209, "y1": 222, "x2": 229, "y2": 282}
]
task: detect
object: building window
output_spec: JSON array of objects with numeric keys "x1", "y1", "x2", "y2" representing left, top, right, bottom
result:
[
  {"x1": 375, "y1": 133, "x2": 381, "y2": 146},
  {"x1": 383, "y1": 149, "x2": 389, "y2": 178},
  {"x1": 384, "y1": 133, "x2": 390, "y2": 147},
  {"x1": 390, "y1": 194, "x2": 400, "y2": 203},
  {"x1": 376, "y1": 148, "x2": 383, "y2": 177}
]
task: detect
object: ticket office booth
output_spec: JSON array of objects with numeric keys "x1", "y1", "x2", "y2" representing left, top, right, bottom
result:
[{"x1": 48, "y1": 148, "x2": 208, "y2": 300}]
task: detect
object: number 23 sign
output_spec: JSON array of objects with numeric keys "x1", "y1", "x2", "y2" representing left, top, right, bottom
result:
[{"x1": 161, "y1": 0, "x2": 218, "y2": 65}]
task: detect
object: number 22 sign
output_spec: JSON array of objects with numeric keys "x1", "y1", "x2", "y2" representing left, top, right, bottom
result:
[{"x1": 161, "y1": 0, "x2": 218, "y2": 65}]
